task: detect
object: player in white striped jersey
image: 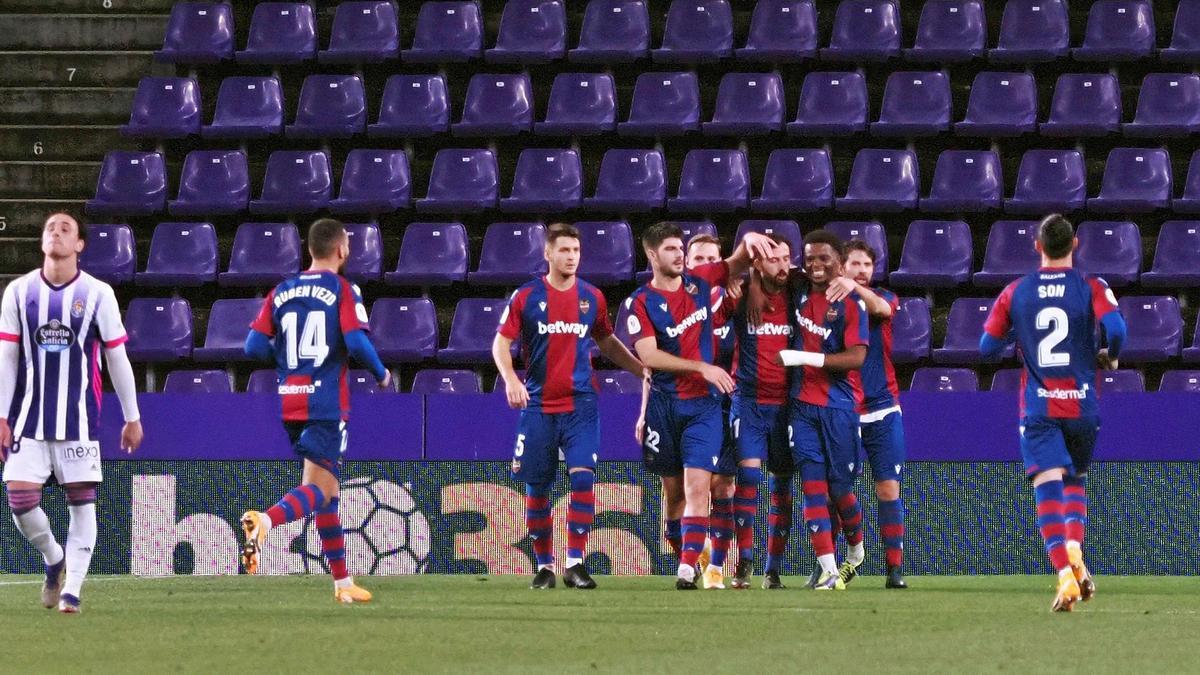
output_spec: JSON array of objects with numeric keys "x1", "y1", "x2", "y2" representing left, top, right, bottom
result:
[{"x1": 0, "y1": 212, "x2": 143, "y2": 614}]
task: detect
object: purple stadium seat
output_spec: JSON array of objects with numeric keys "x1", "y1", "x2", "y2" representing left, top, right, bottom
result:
[
  {"x1": 1098, "y1": 370, "x2": 1145, "y2": 393},
  {"x1": 285, "y1": 75, "x2": 366, "y2": 138},
  {"x1": 618, "y1": 72, "x2": 701, "y2": 136},
  {"x1": 990, "y1": 368, "x2": 1023, "y2": 391},
  {"x1": 576, "y1": 221, "x2": 634, "y2": 285},
  {"x1": 753, "y1": 148, "x2": 834, "y2": 212},
  {"x1": 1116, "y1": 296, "x2": 1182, "y2": 363},
  {"x1": 369, "y1": 75, "x2": 449, "y2": 138},
  {"x1": 836, "y1": 149, "x2": 919, "y2": 213},
  {"x1": 585, "y1": 149, "x2": 666, "y2": 212},
  {"x1": 821, "y1": 0, "x2": 901, "y2": 62},
  {"x1": 891, "y1": 297, "x2": 931, "y2": 363},
  {"x1": 86, "y1": 151, "x2": 166, "y2": 216},
  {"x1": 329, "y1": 149, "x2": 411, "y2": 215},
  {"x1": 910, "y1": 367, "x2": 978, "y2": 392},
  {"x1": 788, "y1": 71, "x2": 868, "y2": 137},
  {"x1": 735, "y1": 220, "x2": 802, "y2": 264},
  {"x1": 249, "y1": 150, "x2": 332, "y2": 215},
  {"x1": 492, "y1": 370, "x2": 527, "y2": 395},
  {"x1": 136, "y1": 222, "x2": 218, "y2": 287},
  {"x1": 403, "y1": 1, "x2": 483, "y2": 63},
  {"x1": 922, "y1": 150, "x2": 1002, "y2": 212},
  {"x1": 634, "y1": 221, "x2": 718, "y2": 283},
  {"x1": 1073, "y1": 0, "x2": 1155, "y2": 61},
  {"x1": 163, "y1": 370, "x2": 232, "y2": 394},
  {"x1": 1162, "y1": 0, "x2": 1200, "y2": 62},
  {"x1": 1159, "y1": 370, "x2": 1200, "y2": 393},
  {"x1": 246, "y1": 370, "x2": 277, "y2": 394},
  {"x1": 889, "y1": 220, "x2": 973, "y2": 288},
  {"x1": 469, "y1": 222, "x2": 548, "y2": 285},
  {"x1": 905, "y1": 0, "x2": 986, "y2": 63},
  {"x1": 79, "y1": 223, "x2": 135, "y2": 285},
  {"x1": 121, "y1": 77, "x2": 201, "y2": 138},
  {"x1": 486, "y1": 0, "x2": 566, "y2": 63},
  {"x1": 736, "y1": 0, "x2": 818, "y2": 62},
  {"x1": 344, "y1": 222, "x2": 383, "y2": 284},
  {"x1": 347, "y1": 369, "x2": 396, "y2": 393},
  {"x1": 169, "y1": 150, "x2": 249, "y2": 216},
  {"x1": 871, "y1": 71, "x2": 951, "y2": 136},
  {"x1": 201, "y1": 76, "x2": 283, "y2": 139},
  {"x1": 825, "y1": 221, "x2": 888, "y2": 281},
  {"x1": 569, "y1": 0, "x2": 651, "y2": 63},
  {"x1": 452, "y1": 74, "x2": 534, "y2": 137},
  {"x1": 438, "y1": 298, "x2": 510, "y2": 363},
  {"x1": 1088, "y1": 148, "x2": 1172, "y2": 213},
  {"x1": 155, "y1": 2, "x2": 234, "y2": 64},
  {"x1": 703, "y1": 72, "x2": 785, "y2": 135},
  {"x1": 124, "y1": 298, "x2": 193, "y2": 362},
  {"x1": 933, "y1": 298, "x2": 1014, "y2": 364},
  {"x1": 193, "y1": 298, "x2": 265, "y2": 362},
  {"x1": 1184, "y1": 315, "x2": 1200, "y2": 362},
  {"x1": 535, "y1": 73, "x2": 617, "y2": 136},
  {"x1": 973, "y1": 220, "x2": 1040, "y2": 287},
  {"x1": 412, "y1": 370, "x2": 482, "y2": 394},
  {"x1": 369, "y1": 298, "x2": 439, "y2": 362},
  {"x1": 416, "y1": 149, "x2": 498, "y2": 213},
  {"x1": 386, "y1": 222, "x2": 469, "y2": 286},
  {"x1": 1041, "y1": 74, "x2": 1122, "y2": 137},
  {"x1": 218, "y1": 222, "x2": 301, "y2": 287},
  {"x1": 319, "y1": 1, "x2": 400, "y2": 63},
  {"x1": 954, "y1": 71, "x2": 1038, "y2": 137},
  {"x1": 596, "y1": 370, "x2": 642, "y2": 394},
  {"x1": 1124, "y1": 74, "x2": 1200, "y2": 137},
  {"x1": 1074, "y1": 221, "x2": 1142, "y2": 287},
  {"x1": 1142, "y1": 221, "x2": 1200, "y2": 287},
  {"x1": 989, "y1": 0, "x2": 1069, "y2": 63},
  {"x1": 1005, "y1": 150, "x2": 1086, "y2": 214},
  {"x1": 501, "y1": 148, "x2": 583, "y2": 213},
  {"x1": 236, "y1": 3, "x2": 316, "y2": 64},
  {"x1": 668, "y1": 149, "x2": 750, "y2": 213},
  {"x1": 652, "y1": 0, "x2": 734, "y2": 63},
  {"x1": 1174, "y1": 150, "x2": 1200, "y2": 213}
]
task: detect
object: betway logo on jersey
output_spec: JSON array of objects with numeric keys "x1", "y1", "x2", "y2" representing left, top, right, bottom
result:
[
  {"x1": 1037, "y1": 383, "x2": 1090, "y2": 400},
  {"x1": 537, "y1": 321, "x2": 589, "y2": 338},
  {"x1": 665, "y1": 307, "x2": 708, "y2": 338},
  {"x1": 273, "y1": 284, "x2": 337, "y2": 308},
  {"x1": 278, "y1": 383, "x2": 317, "y2": 395},
  {"x1": 794, "y1": 311, "x2": 832, "y2": 340},
  {"x1": 747, "y1": 322, "x2": 793, "y2": 337}
]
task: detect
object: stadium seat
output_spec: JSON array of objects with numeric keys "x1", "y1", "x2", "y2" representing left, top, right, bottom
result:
[
  {"x1": 990, "y1": 368, "x2": 1023, "y2": 391},
  {"x1": 155, "y1": 1, "x2": 235, "y2": 63},
  {"x1": 652, "y1": 0, "x2": 734, "y2": 63},
  {"x1": 752, "y1": 148, "x2": 834, "y2": 212},
  {"x1": 218, "y1": 222, "x2": 301, "y2": 287},
  {"x1": 386, "y1": 222, "x2": 469, "y2": 286},
  {"x1": 736, "y1": 0, "x2": 818, "y2": 62},
  {"x1": 825, "y1": 221, "x2": 888, "y2": 282},
  {"x1": 820, "y1": 0, "x2": 901, "y2": 62},
  {"x1": 246, "y1": 370, "x2": 278, "y2": 394},
  {"x1": 973, "y1": 220, "x2": 1040, "y2": 287},
  {"x1": 329, "y1": 149, "x2": 411, "y2": 215},
  {"x1": 910, "y1": 368, "x2": 978, "y2": 392},
  {"x1": 889, "y1": 220, "x2": 973, "y2": 288},
  {"x1": 922, "y1": 150, "x2": 1002, "y2": 212},
  {"x1": 569, "y1": 0, "x2": 651, "y2": 63},
  {"x1": 201, "y1": 76, "x2": 284, "y2": 139},
  {"x1": 535, "y1": 73, "x2": 617, "y2": 136},
  {"x1": 236, "y1": 3, "x2": 316, "y2": 64},
  {"x1": 193, "y1": 298, "x2": 266, "y2": 362},
  {"x1": 344, "y1": 222, "x2": 383, "y2": 284},
  {"x1": 1174, "y1": 150, "x2": 1200, "y2": 213},
  {"x1": 285, "y1": 75, "x2": 367, "y2": 138},
  {"x1": 1073, "y1": 0, "x2": 1155, "y2": 62},
  {"x1": 618, "y1": 72, "x2": 701, "y2": 136},
  {"x1": 438, "y1": 299, "x2": 510, "y2": 363},
  {"x1": 1124, "y1": 74, "x2": 1200, "y2": 137},
  {"x1": 585, "y1": 149, "x2": 667, "y2": 212},
  {"x1": 1005, "y1": 150, "x2": 1086, "y2": 214},
  {"x1": 1074, "y1": 221, "x2": 1142, "y2": 287},
  {"x1": 989, "y1": 0, "x2": 1069, "y2": 63},
  {"x1": 1088, "y1": 148, "x2": 1172, "y2": 213},
  {"x1": 136, "y1": 222, "x2": 218, "y2": 287},
  {"x1": 933, "y1": 298, "x2": 1014, "y2": 364},
  {"x1": 369, "y1": 298, "x2": 439, "y2": 362},
  {"x1": 596, "y1": 370, "x2": 642, "y2": 394},
  {"x1": 954, "y1": 71, "x2": 1038, "y2": 137},
  {"x1": 86, "y1": 151, "x2": 167, "y2": 216},
  {"x1": 369, "y1": 75, "x2": 449, "y2": 138},
  {"x1": 1142, "y1": 221, "x2": 1200, "y2": 287},
  {"x1": 576, "y1": 221, "x2": 634, "y2": 286},
  {"x1": 412, "y1": 370, "x2": 482, "y2": 394},
  {"x1": 787, "y1": 71, "x2": 867, "y2": 137},
  {"x1": 871, "y1": 71, "x2": 951, "y2": 136},
  {"x1": 1041, "y1": 74, "x2": 1122, "y2": 137},
  {"x1": 469, "y1": 222, "x2": 548, "y2": 285},
  {"x1": 836, "y1": 149, "x2": 919, "y2": 212},
  {"x1": 1098, "y1": 370, "x2": 1146, "y2": 393},
  {"x1": 1162, "y1": 0, "x2": 1200, "y2": 62},
  {"x1": 905, "y1": 0, "x2": 986, "y2": 63},
  {"x1": 634, "y1": 222, "x2": 718, "y2": 283},
  {"x1": 735, "y1": 220, "x2": 802, "y2": 264},
  {"x1": 486, "y1": 0, "x2": 566, "y2": 63},
  {"x1": 1159, "y1": 370, "x2": 1200, "y2": 393},
  {"x1": 890, "y1": 297, "x2": 931, "y2": 363},
  {"x1": 452, "y1": 74, "x2": 534, "y2": 137},
  {"x1": 492, "y1": 370, "x2": 527, "y2": 395},
  {"x1": 501, "y1": 149, "x2": 583, "y2": 213},
  {"x1": 79, "y1": 223, "x2": 136, "y2": 285},
  {"x1": 169, "y1": 150, "x2": 249, "y2": 216},
  {"x1": 348, "y1": 369, "x2": 396, "y2": 393},
  {"x1": 319, "y1": 1, "x2": 400, "y2": 63},
  {"x1": 249, "y1": 151, "x2": 331, "y2": 215},
  {"x1": 121, "y1": 77, "x2": 201, "y2": 138},
  {"x1": 668, "y1": 149, "x2": 750, "y2": 213},
  {"x1": 703, "y1": 72, "x2": 785, "y2": 136},
  {"x1": 403, "y1": 1, "x2": 483, "y2": 63},
  {"x1": 1118, "y1": 296, "x2": 1182, "y2": 363},
  {"x1": 123, "y1": 298, "x2": 193, "y2": 362},
  {"x1": 1184, "y1": 315, "x2": 1200, "y2": 362},
  {"x1": 163, "y1": 370, "x2": 232, "y2": 394},
  {"x1": 415, "y1": 149, "x2": 499, "y2": 213}
]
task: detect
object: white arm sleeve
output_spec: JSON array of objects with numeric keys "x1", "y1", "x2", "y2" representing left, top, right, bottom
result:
[{"x1": 104, "y1": 343, "x2": 140, "y2": 423}]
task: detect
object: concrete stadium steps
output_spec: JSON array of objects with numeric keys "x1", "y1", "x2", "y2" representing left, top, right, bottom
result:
[
  {"x1": 0, "y1": 238, "x2": 42, "y2": 275},
  {"x1": 0, "y1": 15, "x2": 168, "y2": 50},
  {"x1": 0, "y1": 200, "x2": 86, "y2": 238},
  {"x1": 1, "y1": 0, "x2": 174, "y2": 12},
  {"x1": 0, "y1": 161, "x2": 101, "y2": 199},
  {"x1": 0, "y1": 87, "x2": 136, "y2": 124},
  {"x1": 0, "y1": 126, "x2": 132, "y2": 162},
  {"x1": 0, "y1": 52, "x2": 161, "y2": 87}
]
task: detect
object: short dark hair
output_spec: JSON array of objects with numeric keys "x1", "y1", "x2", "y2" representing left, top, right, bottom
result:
[
  {"x1": 686, "y1": 234, "x2": 721, "y2": 253},
  {"x1": 308, "y1": 218, "x2": 347, "y2": 259},
  {"x1": 44, "y1": 210, "x2": 87, "y2": 243},
  {"x1": 546, "y1": 222, "x2": 580, "y2": 245},
  {"x1": 802, "y1": 229, "x2": 846, "y2": 261},
  {"x1": 844, "y1": 239, "x2": 877, "y2": 263},
  {"x1": 1038, "y1": 214, "x2": 1075, "y2": 259},
  {"x1": 642, "y1": 222, "x2": 685, "y2": 250}
]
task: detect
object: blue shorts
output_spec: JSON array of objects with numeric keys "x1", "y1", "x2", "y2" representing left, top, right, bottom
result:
[
  {"x1": 860, "y1": 407, "x2": 906, "y2": 482},
  {"x1": 1019, "y1": 415, "x2": 1099, "y2": 479},
  {"x1": 731, "y1": 397, "x2": 793, "y2": 475},
  {"x1": 285, "y1": 420, "x2": 347, "y2": 477},
  {"x1": 643, "y1": 393, "x2": 724, "y2": 476},
  {"x1": 788, "y1": 400, "x2": 862, "y2": 489},
  {"x1": 510, "y1": 401, "x2": 599, "y2": 485},
  {"x1": 713, "y1": 396, "x2": 738, "y2": 477}
]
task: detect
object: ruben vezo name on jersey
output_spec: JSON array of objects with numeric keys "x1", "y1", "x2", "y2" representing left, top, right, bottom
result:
[
  {"x1": 665, "y1": 307, "x2": 708, "y2": 338},
  {"x1": 1037, "y1": 383, "x2": 1090, "y2": 400},
  {"x1": 273, "y1": 284, "x2": 338, "y2": 308},
  {"x1": 747, "y1": 322, "x2": 793, "y2": 337},
  {"x1": 794, "y1": 312, "x2": 832, "y2": 340},
  {"x1": 537, "y1": 321, "x2": 589, "y2": 337}
]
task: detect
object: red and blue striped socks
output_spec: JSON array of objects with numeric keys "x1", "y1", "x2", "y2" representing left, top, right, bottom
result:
[
  {"x1": 733, "y1": 466, "x2": 762, "y2": 564},
  {"x1": 878, "y1": 498, "x2": 906, "y2": 568},
  {"x1": 664, "y1": 518, "x2": 683, "y2": 559},
  {"x1": 679, "y1": 516, "x2": 708, "y2": 569},
  {"x1": 1062, "y1": 476, "x2": 1087, "y2": 546},
  {"x1": 764, "y1": 474, "x2": 793, "y2": 573},
  {"x1": 708, "y1": 498, "x2": 734, "y2": 568},
  {"x1": 834, "y1": 490, "x2": 864, "y2": 547},
  {"x1": 1034, "y1": 480, "x2": 1071, "y2": 572},
  {"x1": 566, "y1": 471, "x2": 595, "y2": 565},
  {"x1": 800, "y1": 465, "x2": 835, "y2": 558},
  {"x1": 266, "y1": 484, "x2": 326, "y2": 527},
  {"x1": 315, "y1": 497, "x2": 347, "y2": 581},
  {"x1": 525, "y1": 483, "x2": 554, "y2": 569}
]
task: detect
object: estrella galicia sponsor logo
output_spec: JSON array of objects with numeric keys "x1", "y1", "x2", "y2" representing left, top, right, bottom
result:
[{"x1": 35, "y1": 320, "x2": 75, "y2": 353}]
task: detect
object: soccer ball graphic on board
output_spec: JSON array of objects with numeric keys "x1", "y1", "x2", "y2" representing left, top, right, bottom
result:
[{"x1": 300, "y1": 477, "x2": 431, "y2": 575}]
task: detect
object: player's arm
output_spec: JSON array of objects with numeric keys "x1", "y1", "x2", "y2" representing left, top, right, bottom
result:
[
  {"x1": 1091, "y1": 277, "x2": 1127, "y2": 369},
  {"x1": 345, "y1": 329, "x2": 390, "y2": 387},
  {"x1": 336, "y1": 280, "x2": 390, "y2": 388},
  {"x1": 0, "y1": 283, "x2": 19, "y2": 454},
  {"x1": 597, "y1": 335, "x2": 643, "y2": 379},
  {"x1": 777, "y1": 295, "x2": 869, "y2": 372},
  {"x1": 634, "y1": 336, "x2": 734, "y2": 394},
  {"x1": 980, "y1": 283, "x2": 1017, "y2": 358},
  {"x1": 492, "y1": 333, "x2": 527, "y2": 410},
  {"x1": 634, "y1": 369, "x2": 650, "y2": 444},
  {"x1": 244, "y1": 329, "x2": 273, "y2": 361},
  {"x1": 94, "y1": 285, "x2": 142, "y2": 453},
  {"x1": 827, "y1": 277, "x2": 893, "y2": 318}
]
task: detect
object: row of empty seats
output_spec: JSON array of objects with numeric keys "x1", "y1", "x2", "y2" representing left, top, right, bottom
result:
[{"x1": 906, "y1": 367, "x2": 1200, "y2": 393}]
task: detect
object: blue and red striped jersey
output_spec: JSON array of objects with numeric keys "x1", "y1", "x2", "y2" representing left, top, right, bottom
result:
[
  {"x1": 789, "y1": 288, "x2": 870, "y2": 410},
  {"x1": 729, "y1": 286, "x2": 793, "y2": 406},
  {"x1": 858, "y1": 287, "x2": 902, "y2": 414},
  {"x1": 711, "y1": 286, "x2": 737, "y2": 373},
  {"x1": 497, "y1": 276, "x2": 612, "y2": 414}
]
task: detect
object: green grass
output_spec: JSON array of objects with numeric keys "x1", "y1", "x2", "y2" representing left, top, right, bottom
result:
[{"x1": 2, "y1": 575, "x2": 1197, "y2": 673}]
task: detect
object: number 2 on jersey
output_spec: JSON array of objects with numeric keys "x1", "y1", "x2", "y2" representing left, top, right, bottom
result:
[
  {"x1": 1036, "y1": 307, "x2": 1070, "y2": 368},
  {"x1": 280, "y1": 311, "x2": 330, "y2": 369}
]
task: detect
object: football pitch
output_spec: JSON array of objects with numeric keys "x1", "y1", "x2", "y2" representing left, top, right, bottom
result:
[{"x1": 2, "y1": 574, "x2": 1196, "y2": 673}]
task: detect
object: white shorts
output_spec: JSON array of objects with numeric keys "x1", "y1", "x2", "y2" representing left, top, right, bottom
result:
[{"x1": 2, "y1": 438, "x2": 103, "y2": 485}]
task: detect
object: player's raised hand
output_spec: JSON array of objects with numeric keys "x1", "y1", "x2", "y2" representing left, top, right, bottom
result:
[
  {"x1": 505, "y1": 377, "x2": 530, "y2": 410},
  {"x1": 0, "y1": 419, "x2": 11, "y2": 461},
  {"x1": 121, "y1": 420, "x2": 144, "y2": 454},
  {"x1": 825, "y1": 276, "x2": 856, "y2": 303},
  {"x1": 1097, "y1": 348, "x2": 1119, "y2": 371},
  {"x1": 699, "y1": 363, "x2": 735, "y2": 395},
  {"x1": 741, "y1": 232, "x2": 776, "y2": 261}
]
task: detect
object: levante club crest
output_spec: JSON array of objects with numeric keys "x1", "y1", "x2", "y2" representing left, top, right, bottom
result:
[{"x1": 578, "y1": 299, "x2": 590, "y2": 314}]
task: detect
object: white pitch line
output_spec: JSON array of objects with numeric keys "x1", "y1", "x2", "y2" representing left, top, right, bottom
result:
[{"x1": 0, "y1": 575, "x2": 183, "y2": 587}]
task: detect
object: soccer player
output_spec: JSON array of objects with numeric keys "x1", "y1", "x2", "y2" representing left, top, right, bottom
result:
[
  {"x1": 240, "y1": 218, "x2": 390, "y2": 604},
  {"x1": 627, "y1": 222, "x2": 776, "y2": 589},
  {"x1": 0, "y1": 210, "x2": 144, "y2": 614},
  {"x1": 493, "y1": 223, "x2": 643, "y2": 590},
  {"x1": 825, "y1": 240, "x2": 908, "y2": 589},
  {"x1": 980, "y1": 214, "x2": 1126, "y2": 612}
]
